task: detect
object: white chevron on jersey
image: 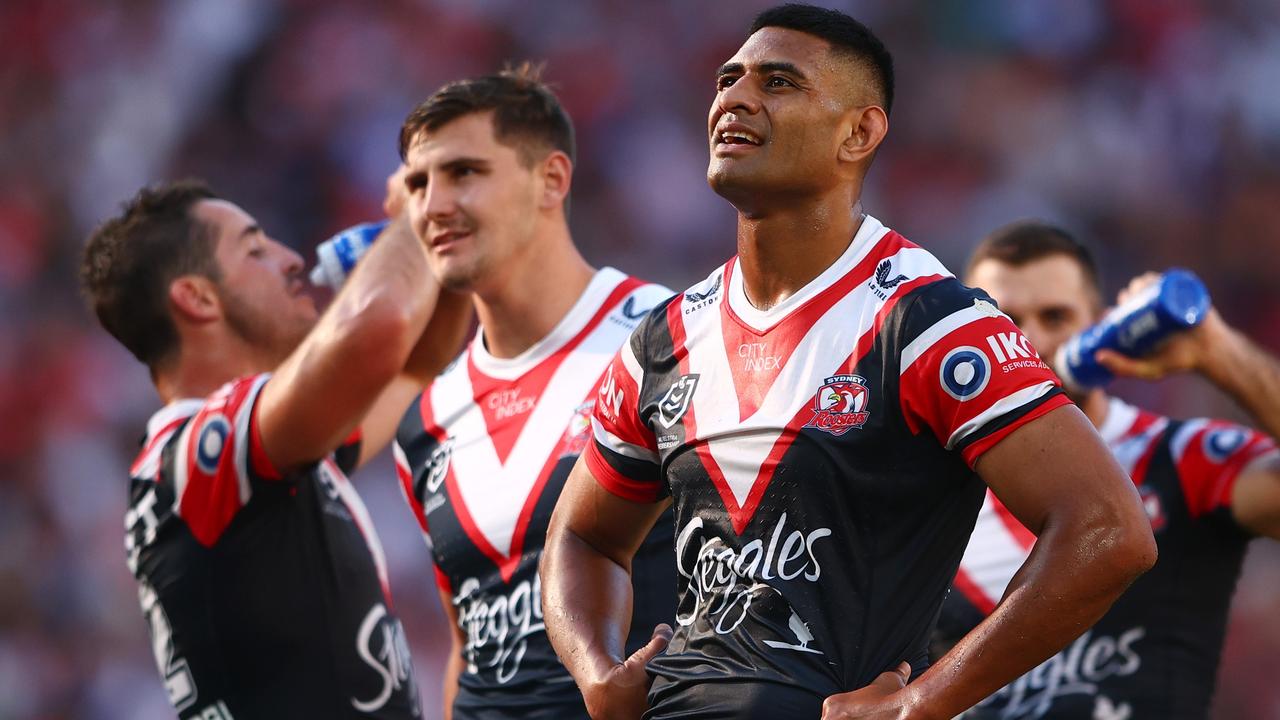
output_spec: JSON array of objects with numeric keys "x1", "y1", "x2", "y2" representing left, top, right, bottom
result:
[
  {"x1": 680, "y1": 218, "x2": 951, "y2": 512},
  {"x1": 428, "y1": 270, "x2": 669, "y2": 560}
]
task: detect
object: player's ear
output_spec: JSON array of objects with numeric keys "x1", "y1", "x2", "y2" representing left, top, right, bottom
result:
[
  {"x1": 838, "y1": 105, "x2": 888, "y2": 168},
  {"x1": 537, "y1": 150, "x2": 573, "y2": 211},
  {"x1": 169, "y1": 275, "x2": 222, "y2": 324}
]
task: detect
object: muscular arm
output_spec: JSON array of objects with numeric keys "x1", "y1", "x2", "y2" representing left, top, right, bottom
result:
[
  {"x1": 825, "y1": 405, "x2": 1157, "y2": 719},
  {"x1": 355, "y1": 286, "x2": 473, "y2": 468},
  {"x1": 541, "y1": 458, "x2": 671, "y2": 719},
  {"x1": 255, "y1": 215, "x2": 436, "y2": 474}
]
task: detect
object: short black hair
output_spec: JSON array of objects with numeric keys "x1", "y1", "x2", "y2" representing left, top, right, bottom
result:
[
  {"x1": 750, "y1": 3, "x2": 895, "y2": 114},
  {"x1": 968, "y1": 220, "x2": 1103, "y2": 301},
  {"x1": 81, "y1": 180, "x2": 221, "y2": 369},
  {"x1": 399, "y1": 62, "x2": 575, "y2": 167}
]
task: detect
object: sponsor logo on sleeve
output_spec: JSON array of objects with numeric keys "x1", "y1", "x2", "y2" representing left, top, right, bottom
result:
[
  {"x1": 657, "y1": 374, "x2": 700, "y2": 429},
  {"x1": 1203, "y1": 426, "x2": 1248, "y2": 462},
  {"x1": 804, "y1": 375, "x2": 871, "y2": 436},
  {"x1": 598, "y1": 366, "x2": 625, "y2": 423},
  {"x1": 194, "y1": 415, "x2": 231, "y2": 474},
  {"x1": 984, "y1": 330, "x2": 1050, "y2": 373},
  {"x1": 939, "y1": 346, "x2": 992, "y2": 401}
]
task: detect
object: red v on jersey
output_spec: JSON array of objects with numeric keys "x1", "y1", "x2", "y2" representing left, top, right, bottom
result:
[
  {"x1": 671, "y1": 228, "x2": 950, "y2": 534},
  {"x1": 718, "y1": 233, "x2": 912, "y2": 421},
  {"x1": 418, "y1": 273, "x2": 648, "y2": 581},
  {"x1": 469, "y1": 277, "x2": 643, "y2": 465}
]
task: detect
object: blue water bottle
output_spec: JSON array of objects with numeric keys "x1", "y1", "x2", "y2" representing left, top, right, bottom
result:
[
  {"x1": 1054, "y1": 268, "x2": 1212, "y2": 390},
  {"x1": 309, "y1": 220, "x2": 390, "y2": 289}
]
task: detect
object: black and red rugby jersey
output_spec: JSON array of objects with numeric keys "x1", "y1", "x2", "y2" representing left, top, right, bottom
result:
[
  {"x1": 938, "y1": 396, "x2": 1279, "y2": 720},
  {"x1": 395, "y1": 268, "x2": 677, "y2": 720},
  {"x1": 125, "y1": 373, "x2": 421, "y2": 720},
  {"x1": 585, "y1": 216, "x2": 1072, "y2": 719}
]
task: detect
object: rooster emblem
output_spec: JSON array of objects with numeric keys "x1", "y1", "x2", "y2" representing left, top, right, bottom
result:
[
  {"x1": 874, "y1": 259, "x2": 908, "y2": 289},
  {"x1": 804, "y1": 374, "x2": 871, "y2": 436}
]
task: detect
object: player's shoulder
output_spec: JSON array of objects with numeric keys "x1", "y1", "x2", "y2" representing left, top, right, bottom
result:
[
  {"x1": 396, "y1": 346, "x2": 470, "y2": 444},
  {"x1": 129, "y1": 373, "x2": 270, "y2": 480},
  {"x1": 602, "y1": 269, "x2": 677, "y2": 332}
]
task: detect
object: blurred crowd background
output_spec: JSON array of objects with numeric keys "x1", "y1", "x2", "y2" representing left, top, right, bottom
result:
[{"x1": 3, "y1": 0, "x2": 1279, "y2": 717}]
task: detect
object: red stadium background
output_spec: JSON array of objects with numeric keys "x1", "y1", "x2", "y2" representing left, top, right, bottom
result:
[{"x1": 2, "y1": 0, "x2": 1279, "y2": 717}]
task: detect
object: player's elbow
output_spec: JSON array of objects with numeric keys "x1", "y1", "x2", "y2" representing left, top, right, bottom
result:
[
  {"x1": 333, "y1": 297, "x2": 421, "y2": 381},
  {"x1": 1081, "y1": 504, "x2": 1158, "y2": 591}
]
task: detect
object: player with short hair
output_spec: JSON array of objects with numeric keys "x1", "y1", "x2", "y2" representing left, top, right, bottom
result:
[
  {"x1": 392, "y1": 66, "x2": 676, "y2": 720},
  {"x1": 539, "y1": 5, "x2": 1157, "y2": 719},
  {"x1": 81, "y1": 176, "x2": 468, "y2": 719},
  {"x1": 934, "y1": 220, "x2": 1280, "y2": 719}
]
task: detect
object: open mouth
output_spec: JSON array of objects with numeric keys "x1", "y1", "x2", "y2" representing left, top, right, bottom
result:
[{"x1": 717, "y1": 130, "x2": 763, "y2": 146}]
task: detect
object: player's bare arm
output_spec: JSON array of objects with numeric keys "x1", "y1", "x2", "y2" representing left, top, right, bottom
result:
[
  {"x1": 1096, "y1": 273, "x2": 1280, "y2": 539},
  {"x1": 353, "y1": 277, "x2": 472, "y2": 469},
  {"x1": 437, "y1": 585, "x2": 466, "y2": 720},
  {"x1": 821, "y1": 405, "x2": 1156, "y2": 720},
  {"x1": 542, "y1": 459, "x2": 672, "y2": 720},
  {"x1": 255, "y1": 212, "x2": 438, "y2": 474}
]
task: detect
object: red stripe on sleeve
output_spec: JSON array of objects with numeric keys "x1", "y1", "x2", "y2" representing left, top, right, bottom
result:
[
  {"x1": 585, "y1": 441, "x2": 662, "y2": 503},
  {"x1": 961, "y1": 393, "x2": 1072, "y2": 467}
]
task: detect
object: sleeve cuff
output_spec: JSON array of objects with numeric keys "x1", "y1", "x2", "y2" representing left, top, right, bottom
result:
[
  {"x1": 584, "y1": 441, "x2": 663, "y2": 504},
  {"x1": 961, "y1": 392, "x2": 1073, "y2": 468}
]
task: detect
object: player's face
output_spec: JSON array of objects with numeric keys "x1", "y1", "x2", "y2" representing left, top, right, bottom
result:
[
  {"x1": 708, "y1": 28, "x2": 861, "y2": 204},
  {"x1": 967, "y1": 256, "x2": 1101, "y2": 365},
  {"x1": 195, "y1": 199, "x2": 317, "y2": 360},
  {"x1": 403, "y1": 112, "x2": 541, "y2": 292}
]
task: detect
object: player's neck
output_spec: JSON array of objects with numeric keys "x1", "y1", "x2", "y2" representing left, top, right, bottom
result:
[
  {"x1": 154, "y1": 332, "x2": 268, "y2": 404},
  {"x1": 734, "y1": 199, "x2": 864, "y2": 311},
  {"x1": 472, "y1": 229, "x2": 595, "y2": 360}
]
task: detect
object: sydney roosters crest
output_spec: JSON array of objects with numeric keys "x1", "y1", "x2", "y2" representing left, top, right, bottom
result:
[{"x1": 805, "y1": 375, "x2": 871, "y2": 436}]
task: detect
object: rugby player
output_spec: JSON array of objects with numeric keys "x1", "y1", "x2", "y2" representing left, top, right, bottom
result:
[
  {"x1": 540, "y1": 5, "x2": 1157, "y2": 719},
  {"x1": 80, "y1": 177, "x2": 468, "y2": 719},
  {"x1": 935, "y1": 221, "x2": 1280, "y2": 719},
  {"x1": 392, "y1": 67, "x2": 676, "y2": 720}
]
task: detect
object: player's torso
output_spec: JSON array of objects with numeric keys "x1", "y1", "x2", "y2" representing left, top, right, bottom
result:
[
  {"x1": 948, "y1": 399, "x2": 1254, "y2": 720},
  {"x1": 630, "y1": 224, "x2": 1014, "y2": 710},
  {"x1": 397, "y1": 269, "x2": 675, "y2": 716},
  {"x1": 127, "y1": 410, "x2": 419, "y2": 720}
]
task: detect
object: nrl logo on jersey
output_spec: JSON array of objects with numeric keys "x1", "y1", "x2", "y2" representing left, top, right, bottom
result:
[
  {"x1": 805, "y1": 375, "x2": 871, "y2": 436},
  {"x1": 423, "y1": 438, "x2": 454, "y2": 495},
  {"x1": 657, "y1": 374, "x2": 699, "y2": 429}
]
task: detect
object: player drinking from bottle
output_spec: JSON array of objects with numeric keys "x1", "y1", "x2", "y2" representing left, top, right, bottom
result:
[
  {"x1": 80, "y1": 176, "x2": 468, "y2": 719},
  {"x1": 935, "y1": 221, "x2": 1280, "y2": 720}
]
